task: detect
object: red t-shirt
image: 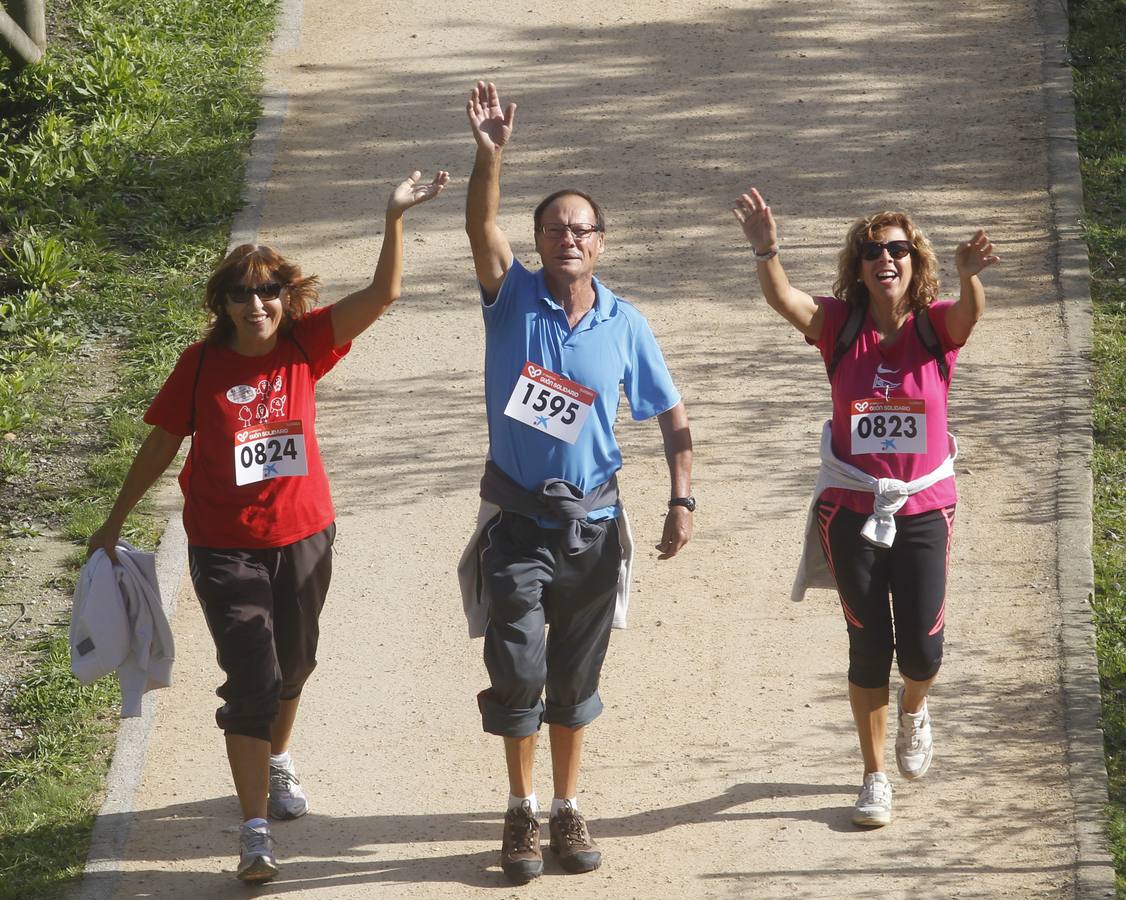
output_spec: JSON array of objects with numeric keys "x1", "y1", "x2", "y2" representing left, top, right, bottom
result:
[
  {"x1": 145, "y1": 306, "x2": 350, "y2": 548},
  {"x1": 809, "y1": 297, "x2": 961, "y2": 516}
]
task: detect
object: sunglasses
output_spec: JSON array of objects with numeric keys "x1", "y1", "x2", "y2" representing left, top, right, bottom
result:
[
  {"x1": 860, "y1": 240, "x2": 913, "y2": 261},
  {"x1": 228, "y1": 282, "x2": 284, "y2": 303}
]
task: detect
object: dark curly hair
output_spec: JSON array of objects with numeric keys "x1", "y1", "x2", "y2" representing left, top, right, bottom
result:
[
  {"x1": 203, "y1": 244, "x2": 320, "y2": 345},
  {"x1": 832, "y1": 211, "x2": 940, "y2": 314}
]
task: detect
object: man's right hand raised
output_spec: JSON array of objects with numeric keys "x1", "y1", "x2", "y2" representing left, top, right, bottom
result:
[{"x1": 467, "y1": 81, "x2": 516, "y2": 153}]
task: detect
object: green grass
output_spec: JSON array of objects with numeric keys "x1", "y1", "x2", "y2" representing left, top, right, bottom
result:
[
  {"x1": 1069, "y1": 0, "x2": 1126, "y2": 892},
  {"x1": 0, "y1": 0, "x2": 279, "y2": 895}
]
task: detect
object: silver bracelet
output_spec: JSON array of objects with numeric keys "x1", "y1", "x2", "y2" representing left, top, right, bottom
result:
[{"x1": 753, "y1": 246, "x2": 779, "y2": 261}]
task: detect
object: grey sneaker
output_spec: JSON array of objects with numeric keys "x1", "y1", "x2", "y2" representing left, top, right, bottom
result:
[
  {"x1": 268, "y1": 757, "x2": 309, "y2": 820},
  {"x1": 852, "y1": 772, "x2": 892, "y2": 827},
  {"x1": 895, "y1": 686, "x2": 934, "y2": 780},
  {"x1": 237, "y1": 821, "x2": 279, "y2": 882}
]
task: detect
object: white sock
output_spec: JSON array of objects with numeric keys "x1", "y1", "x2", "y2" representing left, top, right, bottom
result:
[
  {"x1": 508, "y1": 792, "x2": 538, "y2": 815},
  {"x1": 551, "y1": 797, "x2": 578, "y2": 818},
  {"x1": 270, "y1": 750, "x2": 292, "y2": 768},
  {"x1": 243, "y1": 817, "x2": 268, "y2": 829}
]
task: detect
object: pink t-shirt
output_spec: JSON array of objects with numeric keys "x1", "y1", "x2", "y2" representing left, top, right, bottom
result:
[{"x1": 809, "y1": 296, "x2": 961, "y2": 516}]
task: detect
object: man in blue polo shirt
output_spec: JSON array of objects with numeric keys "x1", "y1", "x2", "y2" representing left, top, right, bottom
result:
[{"x1": 462, "y1": 80, "x2": 694, "y2": 884}]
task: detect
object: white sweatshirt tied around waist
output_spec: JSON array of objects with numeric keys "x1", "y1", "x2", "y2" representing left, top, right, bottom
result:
[{"x1": 792, "y1": 420, "x2": 958, "y2": 602}]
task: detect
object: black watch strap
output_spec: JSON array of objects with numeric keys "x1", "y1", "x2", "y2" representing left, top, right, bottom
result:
[{"x1": 668, "y1": 496, "x2": 696, "y2": 512}]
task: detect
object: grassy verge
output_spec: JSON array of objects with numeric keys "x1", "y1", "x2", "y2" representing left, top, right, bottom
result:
[
  {"x1": 1069, "y1": 0, "x2": 1126, "y2": 892},
  {"x1": 0, "y1": 0, "x2": 278, "y2": 896}
]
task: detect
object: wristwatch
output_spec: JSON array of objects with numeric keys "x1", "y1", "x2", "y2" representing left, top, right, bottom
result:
[{"x1": 668, "y1": 496, "x2": 697, "y2": 512}]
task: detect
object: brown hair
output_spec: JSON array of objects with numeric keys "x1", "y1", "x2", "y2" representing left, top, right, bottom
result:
[
  {"x1": 533, "y1": 189, "x2": 606, "y2": 233},
  {"x1": 202, "y1": 244, "x2": 320, "y2": 345},
  {"x1": 832, "y1": 211, "x2": 940, "y2": 313}
]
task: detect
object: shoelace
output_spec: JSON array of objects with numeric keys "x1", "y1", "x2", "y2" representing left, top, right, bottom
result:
[
  {"x1": 860, "y1": 782, "x2": 890, "y2": 806},
  {"x1": 506, "y1": 812, "x2": 538, "y2": 852},
  {"x1": 556, "y1": 810, "x2": 589, "y2": 845},
  {"x1": 903, "y1": 712, "x2": 928, "y2": 750},
  {"x1": 242, "y1": 828, "x2": 274, "y2": 855},
  {"x1": 270, "y1": 766, "x2": 300, "y2": 791}
]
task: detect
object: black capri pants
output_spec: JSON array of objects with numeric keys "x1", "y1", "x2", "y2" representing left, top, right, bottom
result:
[
  {"x1": 816, "y1": 500, "x2": 954, "y2": 689},
  {"x1": 478, "y1": 512, "x2": 621, "y2": 738},
  {"x1": 188, "y1": 523, "x2": 335, "y2": 741}
]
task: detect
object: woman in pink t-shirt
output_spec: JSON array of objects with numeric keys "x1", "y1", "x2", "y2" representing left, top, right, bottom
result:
[
  {"x1": 88, "y1": 170, "x2": 447, "y2": 883},
  {"x1": 733, "y1": 187, "x2": 999, "y2": 829}
]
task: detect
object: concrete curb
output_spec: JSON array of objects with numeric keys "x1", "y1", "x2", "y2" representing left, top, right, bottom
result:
[
  {"x1": 73, "y1": 4, "x2": 302, "y2": 897},
  {"x1": 1037, "y1": 0, "x2": 1117, "y2": 896}
]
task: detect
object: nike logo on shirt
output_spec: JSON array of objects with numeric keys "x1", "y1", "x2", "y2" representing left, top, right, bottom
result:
[{"x1": 876, "y1": 363, "x2": 901, "y2": 375}]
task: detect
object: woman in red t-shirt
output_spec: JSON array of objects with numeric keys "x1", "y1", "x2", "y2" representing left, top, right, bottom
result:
[
  {"x1": 732, "y1": 186, "x2": 999, "y2": 830},
  {"x1": 88, "y1": 170, "x2": 447, "y2": 882}
]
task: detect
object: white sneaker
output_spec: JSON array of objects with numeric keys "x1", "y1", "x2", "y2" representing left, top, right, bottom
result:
[
  {"x1": 895, "y1": 686, "x2": 933, "y2": 780},
  {"x1": 852, "y1": 772, "x2": 892, "y2": 827},
  {"x1": 237, "y1": 821, "x2": 278, "y2": 882},
  {"x1": 268, "y1": 756, "x2": 309, "y2": 820}
]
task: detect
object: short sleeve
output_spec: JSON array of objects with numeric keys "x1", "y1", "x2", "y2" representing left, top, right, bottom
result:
[
  {"x1": 806, "y1": 296, "x2": 849, "y2": 366},
  {"x1": 144, "y1": 342, "x2": 204, "y2": 437},
  {"x1": 623, "y1": 312, "x2": 680, "y2": 421},
  {"x1": 481, "y1": 259, "x2": 532, "y2": 321},
  {"x1": 927, "y1": 300, "x2": 962, "y2": 350},
  {"x1": 294, "y1": 306, "x2": 350, "y2": 379}
]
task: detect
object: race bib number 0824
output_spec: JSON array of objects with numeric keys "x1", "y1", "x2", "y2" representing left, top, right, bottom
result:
[
  {"x1": 850, "y1": 398, "x2": 926, "y2": 455},
  {"x1": 233, "y1": 420, "x2": 308, "y2": 485},
  {"x1": 503, "y1": 362, "x2": 597, "y2": 445}
]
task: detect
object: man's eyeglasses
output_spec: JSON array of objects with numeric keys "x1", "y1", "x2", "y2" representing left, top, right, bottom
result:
[
  {"x1": 860, "y1": 240, "x2": 913, "y2": 261},
  {"x1": 537, "y1": 223, "x2": 603, "y2": 241},
  {"x1": 228, "y1": 282, "x2": 284, "y2": 303}
]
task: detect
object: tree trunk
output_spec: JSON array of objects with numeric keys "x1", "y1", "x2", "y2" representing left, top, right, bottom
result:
[{"x1": 0, "y1": 1, "x2": 46, "y2": 69}]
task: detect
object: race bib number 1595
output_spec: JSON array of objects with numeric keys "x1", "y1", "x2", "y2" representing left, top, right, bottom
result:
[
  {"x1": 503, "y1": 362, "x2": 597, "y2": 445},
  {"x1": 233, "y1": 420, "x2": 308, "y2": 485},
  {"x1": 850, "y1": 398, "x2": 926, "y2": 455}
]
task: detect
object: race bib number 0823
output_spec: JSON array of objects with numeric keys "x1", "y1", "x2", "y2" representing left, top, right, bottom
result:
[
  {"x1": 503, "y1": 362, "x2": 597, "y2": 445},
  {"x1": 850, "y1": 398, "x2": 926, "y2": 455},
  {"x1": 233, "y1": 420, "x2": 308, "y2": 485}
]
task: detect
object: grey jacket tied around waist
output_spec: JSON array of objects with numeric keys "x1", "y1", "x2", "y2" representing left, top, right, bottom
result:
[{"x1": 479, "y1": 460, "x2": 619, "y2": 555}]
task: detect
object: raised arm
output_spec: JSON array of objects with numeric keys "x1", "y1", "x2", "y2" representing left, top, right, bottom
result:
[
  {"x1": 465, "y1": 81, "x2": 515, "y2": 302},
  {"x1": 944, "y1": 228, "x2": 999, "y2": 346},
  {"x1": 330, "y1": 170, "x2": 448, "y2": 348},
  {"x1": 88, "y1": 425, "x2": 185, "y2": 563},
  {"x1": 732, "y1": 187, "x2": 823, "y2": 341},
  {"x1": 655, "y1": 401, "x2": 693, "y2": 560}
]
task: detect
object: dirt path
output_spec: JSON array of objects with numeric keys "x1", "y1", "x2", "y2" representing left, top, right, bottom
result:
[{"x1": 79, "y1": 0, "x2": 1114, "y2": 896}]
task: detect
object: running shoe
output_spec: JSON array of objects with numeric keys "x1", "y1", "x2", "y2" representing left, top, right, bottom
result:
[
  {"x1": 268, "y1": 756, "x2": 309, "y2": 820},
  {"x1": 895, "y1": 686, "x2": 934, "y2": 780},
  {"x1": 501, "y1": 800, "x2": 543, "y2": 884},
  {"x1": 237, "y1": 821, "x2": 279, "y2": 882},
  {"x1": 549, "y1": 801, "x2": 602, "y2": 873},
  {"x1": 852, "y1": 772, "x2": 892, "y2": 827}
]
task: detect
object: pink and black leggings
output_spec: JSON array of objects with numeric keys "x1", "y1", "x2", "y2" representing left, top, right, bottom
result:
[{"x1": 816, "y1": 500, "x2": 955, "y2": 689}]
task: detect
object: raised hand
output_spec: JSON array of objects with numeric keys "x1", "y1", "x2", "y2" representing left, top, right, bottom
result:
[
  {"x1": 732, "y1": 187, "x2": 778, "y2": 254},
  {"x1": 466, "y1": 81, "x2": 516, "y2": 153},
  {"x1": 955, "y1": 229, "x2": 1000, "y2": 278},
  {"x1": 388, "y1": 170, "x2": 450, "y2": 215}
]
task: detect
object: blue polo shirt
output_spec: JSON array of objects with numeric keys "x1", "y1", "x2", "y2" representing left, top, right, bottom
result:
[{"x1": 482, "y1": 259, "x2": 680, "y2": 520}]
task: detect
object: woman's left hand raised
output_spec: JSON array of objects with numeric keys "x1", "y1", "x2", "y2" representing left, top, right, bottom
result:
[
  {"x1": 955, "y1": 228, "x2": 1000, "y2": 278},
  {"x1": 388, "y1": 170, "x2": 450, "y2": 215}
]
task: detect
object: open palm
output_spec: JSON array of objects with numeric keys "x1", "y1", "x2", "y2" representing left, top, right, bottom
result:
[
  {"x1": 389, "y1": 170, "x2": 449, "y2": 214},
  {"x1": 467, "y1": 81, "x2": 515, "y2": 151}
]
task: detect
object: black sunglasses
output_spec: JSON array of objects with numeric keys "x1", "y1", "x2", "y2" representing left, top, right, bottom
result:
[
  {"x1": 860, "y1": 240, "x2": 913, "y2": 261},
  {"x1": 228, "y1": 282, "x2": 284, "y2": 303}
]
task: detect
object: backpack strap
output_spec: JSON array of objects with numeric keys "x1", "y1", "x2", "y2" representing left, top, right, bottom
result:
[
  {"x1": 913, "y1": 307, "x2": 950, "y2": 384},
  {"x1": 827, "y1": 300, "x2": 867, "y2": 380},
  {"x1": 188, "y1": 342, "x2": 207, "y2": 434}
]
